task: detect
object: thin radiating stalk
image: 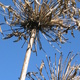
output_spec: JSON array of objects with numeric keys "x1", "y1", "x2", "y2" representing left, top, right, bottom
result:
[{"x1": 20, "y1": 29, "x2": 36, "y2": 80}]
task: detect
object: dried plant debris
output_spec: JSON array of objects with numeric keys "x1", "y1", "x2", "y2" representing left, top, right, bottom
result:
[
  {"x1": 0, "y1": 26, "x2": 2, "y2": 33},
  {"x1": 26, "y1": 52, "x2": 80, "y2": 80},
  {"x1": 0, "y1": 0, "x2": 80, "y2": 53}
]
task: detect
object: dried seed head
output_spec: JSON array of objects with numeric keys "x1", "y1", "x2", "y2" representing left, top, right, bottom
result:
[
  {"x1": 27, "y1": 52, "x2": 80, "y2": 80},
  {"x1": 0, "y1": 0, "x2": 80, "y2": 53}
]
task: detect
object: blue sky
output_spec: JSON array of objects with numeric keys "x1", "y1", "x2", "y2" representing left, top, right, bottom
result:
[{"x1": 0, "y1": 0, "x2": 80, "y2": 80}]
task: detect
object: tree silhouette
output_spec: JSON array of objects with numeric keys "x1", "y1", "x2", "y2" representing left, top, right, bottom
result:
[{"x1": 0, "y1": 0, "x2": 80, "y2": 80}]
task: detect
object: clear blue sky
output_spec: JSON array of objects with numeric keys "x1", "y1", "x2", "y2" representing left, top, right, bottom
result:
[{"x1": 0, "y1": 0, "x2": 80, "y2": 80}]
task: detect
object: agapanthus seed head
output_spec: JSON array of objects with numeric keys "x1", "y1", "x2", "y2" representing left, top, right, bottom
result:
[
  {"x1": 0, "y1": 0, "x2": 80, "y2": 53},
  {"x1": 26, "y1": 52, "x2": 80, "y2": 80}
]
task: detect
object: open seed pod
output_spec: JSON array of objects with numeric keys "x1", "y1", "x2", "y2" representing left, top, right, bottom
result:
[{"x1": 0, "y1": 0, "x2": 80, "y2": 53}]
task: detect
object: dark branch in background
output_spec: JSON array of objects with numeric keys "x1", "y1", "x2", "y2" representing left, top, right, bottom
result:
[{"x1": 26, "y1": 52, "x2": 80, "y2": 80}]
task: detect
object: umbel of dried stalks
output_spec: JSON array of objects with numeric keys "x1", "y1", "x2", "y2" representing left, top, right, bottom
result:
[
  {"x1": 0, "y1": 0, "x2": 80, "y2": 51},
  {"x1": 27, "y1": 52, "x2": 80, "y2": 80},
  {"x1": 0, "y1": 0, "x2": 80, "y2": 80}
]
